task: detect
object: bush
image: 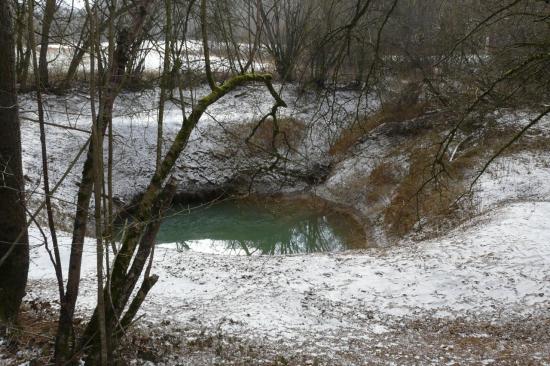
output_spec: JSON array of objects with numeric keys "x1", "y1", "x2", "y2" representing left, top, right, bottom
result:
[
  {"x1": 329, "y1": 98, "x2": 429, "y2": 156},
  {"x1": 365, "y1": 162, "x2": 400, "y2": 204},
  {"x1": 233, "y1": 117, "x2": 306, "y2": 153}
]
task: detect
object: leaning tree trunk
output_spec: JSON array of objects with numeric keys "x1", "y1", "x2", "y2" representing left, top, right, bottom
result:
[
  {"x1": 0, "y1": 0, "x2": 29, "y2": 326},
  {"x1": 58, "y1": 15, "x2": 91, "y2": 91},
  {"x1": 54, "y1": 1, "x2": 156, "y2": 363},
  {"x1": 80, "y1": 3, "x2": 287, "y2": 355},
  {"x1": 80, "y1": 72, "x2": 286, "y2": 361}
]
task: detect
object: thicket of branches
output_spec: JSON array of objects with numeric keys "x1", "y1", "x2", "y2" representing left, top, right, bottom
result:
[{"x1": 0, "y1": 0, "x2": 549, "y2": 364}]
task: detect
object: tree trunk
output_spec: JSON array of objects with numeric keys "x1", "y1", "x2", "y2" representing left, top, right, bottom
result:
[
  {"x1": 79, "y1": 72, "x2": 285, "y2": 358},
  {"x1": 15, "y1": 0, "x2": 31, "y2": 90},
  {"x1": 54, "y1": 1, "x2": 156, "y2": 363},
  {"x1": 81, "y1": 180, "x2": 176, "y2": 365},
  {"x1": 58, "y1": 15, "x2": 90, "y2": 91},
  {"x1": 0, "y1": 0, "x2": 29, "y2": 326},
  {"x1": 38, "y1": 0, "x2": 56, "y2": 88}
]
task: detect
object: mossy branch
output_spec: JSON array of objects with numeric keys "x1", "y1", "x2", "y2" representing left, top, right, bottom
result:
[
  {"x1": 82, "y1": 71, "x2": 286, "y2": 358},
  {"x1": 110, "y1": 73, "x2": 285, "y2": 309}
]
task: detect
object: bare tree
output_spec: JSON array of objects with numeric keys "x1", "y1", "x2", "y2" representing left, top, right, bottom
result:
[
  {"x1": 0, "y1": 0, "x2": 29, "y2": 326},
  {"x1": 38, "y1": 0, "x2": 57, "y2": 87},
  {"x1": 14, "y1": 0, "x2": 32, "y2": 90},
  {"x1": 77, "y1": 1, "x2": 286, "y2": 362},
  {"x1": 54, "y1": 0, "x2": 158, "y2": 361},
  {"x1": 258, "y1": 0, "x2": 313, "y2": 81}
]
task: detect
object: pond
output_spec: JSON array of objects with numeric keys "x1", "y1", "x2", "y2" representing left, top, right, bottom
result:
[{"x1": 155, "y1": 199, "x2": 367, "y2": 255}]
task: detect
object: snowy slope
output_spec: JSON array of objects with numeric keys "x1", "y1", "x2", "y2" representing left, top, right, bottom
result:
[
  {"x1": 20, "y1": 201, "x2": 550, "y2": 364},
  {"x1": 10, "y1": 86, "x2": 550, "y2": 364}
]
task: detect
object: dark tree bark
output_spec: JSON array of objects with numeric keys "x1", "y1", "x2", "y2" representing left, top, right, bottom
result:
[
  {"x1": 0, "y1": 0, "x2": 29, "y2": 325},
  {"x1": 58, "y1": 15, "x2": 91, "y2": 91},
  {"x1": 14, "y1": 0, "x2": 31, "y2": 90},
  {"x1": 38, "y1": 0, "x2": 57, "y2": 87},
  {"x1": 79, "y1": 72, "x2": 286, "y2": 361},
  {"x1": 54, "y1": 1, "x2": 156, "y2": 363}
]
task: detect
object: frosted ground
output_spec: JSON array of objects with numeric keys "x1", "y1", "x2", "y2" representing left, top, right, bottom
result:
[
  {"x1": 21, "y1": 200, "x2": 550, "y2": 364},
  {"x1": 3, "y1": 48, "x2": 550, "y2": 363}
]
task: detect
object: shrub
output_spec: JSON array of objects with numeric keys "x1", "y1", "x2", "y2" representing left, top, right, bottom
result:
[
  {"x1": 383, "y1": 138, "x2": 475, "y2": 239},
  {"x1": 234, "y1": 117, "x2": 306, "y2": 152},
  {"x1": 365, "y1": 162, "x2": 400, "y2": 204},
  {"x1": 329, "y1": 100, "x2": 430, "y2": 156}
]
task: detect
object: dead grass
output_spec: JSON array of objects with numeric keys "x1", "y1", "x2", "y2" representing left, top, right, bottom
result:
[
  {"x1": 329, "y1": 101, "x2": 430, "y2": 156},
  {"x1": 231, "y1": 117, "x2": 307, "y2": 152},
  {"x1": 380, "y1": 119, "x2": 546, "y2": 239},
  {"x1": 0, "y1": 300, "x2": 60, "y2": 365},
  {"x1": 364, "y1": 162, "x2": 401, "y2": 204},
  {"x1": 369, "y1": 162, "x2": 400, "y2": 186},
  {"x1": 324, "y1": 109, "x2": 542, "y2": 240},
  {"x1": 383, "y1": 133, "x2": 477, "y2": 238}
]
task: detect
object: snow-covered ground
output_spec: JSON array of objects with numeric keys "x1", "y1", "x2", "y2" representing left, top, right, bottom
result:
[
  {"x1": 19, "y1": 85, "x2": 363, "y2": 219},
  {"x1": 18, "y1": 127, "x2": 550, "y2": 363},
  {"x1": 6, "y1": 85, "x2": 550, "y2": 364},
  {"x1": 16, "y1": 200, "x2": 550, "y2": 364}
]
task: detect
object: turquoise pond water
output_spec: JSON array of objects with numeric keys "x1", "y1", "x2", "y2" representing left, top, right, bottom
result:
[{"x1": 155, "y1": 200, "x2": 366, "y2": 255}]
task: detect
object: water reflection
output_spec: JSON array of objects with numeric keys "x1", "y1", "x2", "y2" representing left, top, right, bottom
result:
[{"x1": 155, "y1": 200, "x2": 366, "y2": 255}]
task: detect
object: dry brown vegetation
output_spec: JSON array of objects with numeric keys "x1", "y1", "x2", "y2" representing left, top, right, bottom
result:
[
  {"x1": 380, "y1": 118, "x2": 547, "y2": 239},
  {"x1": 325, "y1": 101, "x2": 471, "y2": 239},
  {"x1": 383, "y1": 144, "x2": 468, "y2": 238},
  {"x1": 329, "y1": 100, "x2": 430, "y2": 156},
  {"x1": 364, "y1": 162, "x2": 401, "y2": 204},
  {"x1": 0, "y1": 301, "x2": 62, "y2": 365},
  {"x1": 328, "y1": 102, "x2": 550, "y2": 240},
  {"x1": 231, "y1": 117, "x2": 307, "y2": 152}
]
